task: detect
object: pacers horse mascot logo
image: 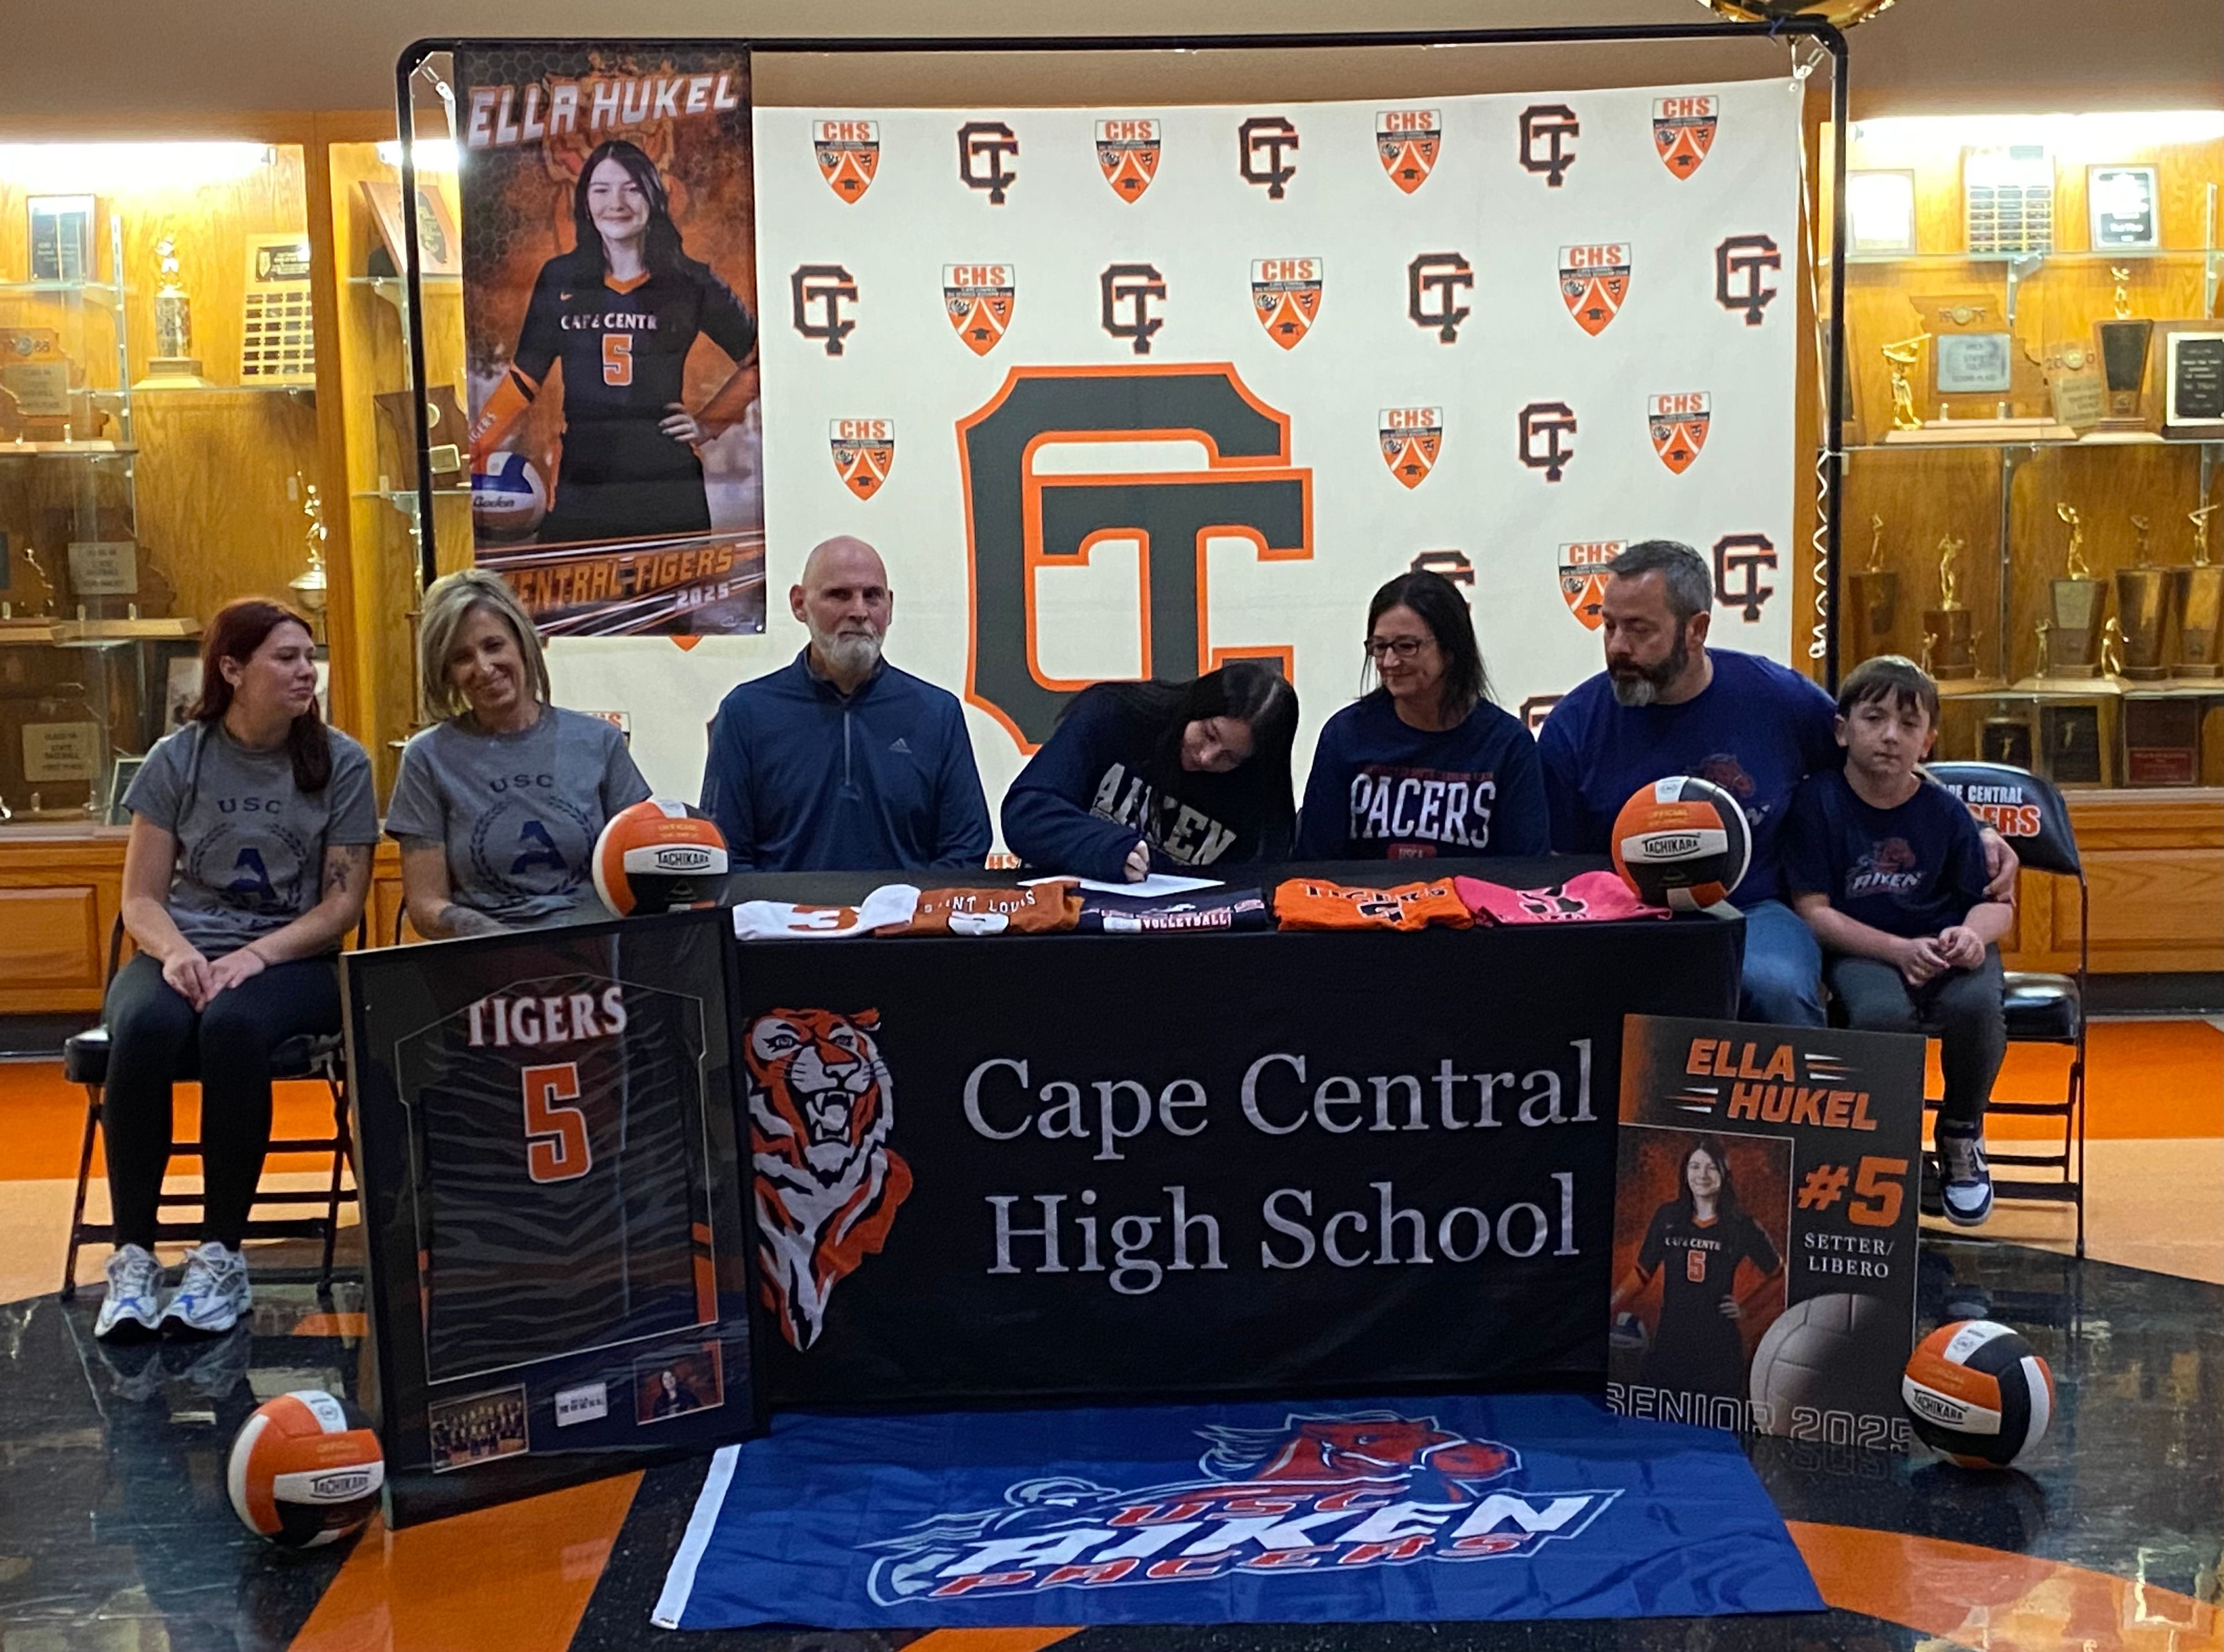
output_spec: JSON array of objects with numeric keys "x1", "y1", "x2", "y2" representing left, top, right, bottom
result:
[
  {"x1": 745, "y1": 1008, "x2": 912, "y2": 1350},
  {"x1": 865, "y1": 1408, "x2": 1616, "y2": 1604}
]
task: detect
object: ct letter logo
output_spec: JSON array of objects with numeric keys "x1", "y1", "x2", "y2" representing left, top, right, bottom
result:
[
  {"x1": 1380, "y1": 407, "x2": 1443, "y2": 489},
  {"x1": 830, "y1": 418, "x2": 895, "y2": 500},
  {"x1": 813, "y1": 118, "x2": 880, "y2": 203},
  {"x1": 1096, "y1": 118, "x2": 1161, "y2": 202},
  {"x1": 1252, "y1": 258, "x2": 1323, "y2": 349},
  {"x1": 1239, "y1": 115, "x2": 1300, "y2": 199},
  {"x1": 1377, "y1": 108, "x2": 1442, "y2": 193},
  {"x1": 1408, "y1": 253, "x2": 1474, "y2": 344},
  {"x1": 1519, "y1": 104, "x2": 1579, "y2": 187},
  {"x1": 945, "y1": 264, "x2": 1016, "y2": 357},
  {"x1": 1648, "y1": 392, "x2": 1711, "y2": 475},
  {"x1": 746, "y1": 1007, "x2": 912, "y2": 1353},
  {"x1": 1559, "y1": 243, "x2": 1631, "y2": 336},
  {"x1": 957, "y1": 364, "x2": 1314, "y2": 749},
  {"x1": 1100, "y1": 264, "x2": 1166, "y2": 356},
  {"x1": 958, "y1": 120, "x2": 1019, "y2": 204},
  {"x1": 1653, "y1": 96, "x2": 1718, "y2": 178},
  {"x1": 1559, "y1": 539, "x2": 1623, "y2": 631},
  {"x1": 791, "y1": 264, "x2": 858, "y2": 357},
  {"x1": 1519, "y1": 401, "x2": 1578, "y2": 483},
  {"x1": 1715, "y1": 235, "x2": 1782, "y2": 326},
  {"x1": 1713, "y1": 532, "x2": 1777, "y2": 622}
]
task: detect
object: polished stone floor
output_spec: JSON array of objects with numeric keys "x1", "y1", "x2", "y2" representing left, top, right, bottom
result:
[{"x1": 0, "y1": 1237, "x2": 2216, "y2": 1652}]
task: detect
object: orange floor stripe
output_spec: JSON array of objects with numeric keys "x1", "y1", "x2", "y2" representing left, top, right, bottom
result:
[
  {"x1": 289, "y1": 1471, "x2": 641, "y2": 1652},
  {"x1": 0, "y1": 1061, "x2": 348, "y2": 1180},
  {"x1": 1792, "y1": 1521, "x2": 2221, "y2": 1651},
  {"x1": 1927, "y1": 1021, "x2": 2224, "y2": 1141},
  {"x1": 291, "y1": 1312, "x2": 368, "y2": 1339},
  {"x1": 909, "y1": 1632, "x2": 1079, "y2": 1652}
]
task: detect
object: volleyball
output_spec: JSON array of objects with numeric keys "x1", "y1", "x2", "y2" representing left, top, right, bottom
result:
[
  {"x1": 1749, "y1": 1291, "x2": 1900, "y2": 1433},
  {"x1": 470, "y1": 449, "x2": 547, "y2": 540},
  {"x1": 1611, "y1": 776, "x2": 1753, "y2": 911},
  {"x1": 1901, "y1": 1320, "x2": 2055, "y2": 1468},
  {"x1": 226, "y1": 1390, "x2": 383, "y2": 1549},
  {"x1": 592, "y1": 798, "x2": 731, "y2": 916}
]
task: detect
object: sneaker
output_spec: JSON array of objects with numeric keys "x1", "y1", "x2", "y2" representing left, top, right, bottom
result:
[
  {"x1": 94, "y1": 1245, "x2": 164, "y2": 1342},
  {"x1": 1936, "y1": 1123, "x2": 1994, "y2": 1228},
  {"x1": 160, "y1": 1241, "x2": 252, "y2": 1335}
]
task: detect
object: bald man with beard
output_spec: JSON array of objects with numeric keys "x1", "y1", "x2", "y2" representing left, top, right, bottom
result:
[{"x1": 700, "y1": 536, "x2": 992, "y2": 871}]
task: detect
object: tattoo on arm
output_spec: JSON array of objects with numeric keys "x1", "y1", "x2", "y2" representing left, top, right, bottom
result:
[
  {"x1": 437, "y1": 902, "x2": 508, "y2": 939},
  {"x1": 323, "y1": 843, "x2": 371, "y2": 898}
]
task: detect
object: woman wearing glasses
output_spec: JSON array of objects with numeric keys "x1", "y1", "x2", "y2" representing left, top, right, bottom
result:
[{"x1": 1296, "y1": 570, "x2": 1549, "y2": 860}]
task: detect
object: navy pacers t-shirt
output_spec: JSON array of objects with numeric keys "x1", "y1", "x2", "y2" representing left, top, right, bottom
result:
[
  {"x1": 1782, "y1": 766, "x2": 1991, "y2": 940},
  {"x1": 1297, "y1": 690, "x2": 1549, "y2": 860}
]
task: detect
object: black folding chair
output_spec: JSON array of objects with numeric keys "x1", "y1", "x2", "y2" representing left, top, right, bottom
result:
[
  {"x1": 1925, "y1": 762, "x2": 2088, "y2": 1255},
  {"x1": 58, "y1": 915, "x2": 365, "y2": 1301}
]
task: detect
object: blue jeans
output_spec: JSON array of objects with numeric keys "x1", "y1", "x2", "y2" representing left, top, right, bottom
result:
[{"x1": 1739, "y1": 899, "x2": 1824, "y2": 1027}]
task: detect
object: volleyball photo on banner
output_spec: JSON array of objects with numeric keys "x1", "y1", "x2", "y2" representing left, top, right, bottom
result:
[{"x1": 456, "y1": 45, "x2": 765, "y2": 637}]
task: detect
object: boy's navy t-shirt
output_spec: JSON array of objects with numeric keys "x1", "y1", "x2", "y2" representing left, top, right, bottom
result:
[{"x1": 1782, "y1": 766, "x2": 1991, "y2": 940}]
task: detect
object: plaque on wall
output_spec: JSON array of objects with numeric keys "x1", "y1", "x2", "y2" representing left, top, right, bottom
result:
[
  {"x1": 65, "y1": 540, "x2": 138, "y2": 598},
  {"x1": 360, "y1": 180, "x2": 462, "y2": 279},
  {"x1": 2039, "y1": 702, "x2": 2106, "y2": 787},
  {"x1": 2160, "y1": 324, "x2": 2224, "y2": 440},
  {"x1": 2123, "y1": 696, "x2": 2200, "y2": 788},
  {"x1": 27, "y1": 196, "x2": 96, "y2": 283},
  {"x1": 1964, "y1": 145, "x2": 2053, "y2": 257},
  {"x1": 1, "y1": 329, "x2": 71, "y2": 422},
  {"x1": 2087, "y1": 165, "x2": 2159, "y2": 252}
]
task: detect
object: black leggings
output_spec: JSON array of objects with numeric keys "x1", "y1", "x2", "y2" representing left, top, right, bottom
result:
[{"x1": 100, "y1": 951, "x2": 341, "y2": 1250}]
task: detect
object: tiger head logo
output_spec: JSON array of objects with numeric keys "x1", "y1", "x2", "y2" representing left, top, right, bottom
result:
[{"x1": 745, "y1": 1008, "x2": 912, "y2": 1351}]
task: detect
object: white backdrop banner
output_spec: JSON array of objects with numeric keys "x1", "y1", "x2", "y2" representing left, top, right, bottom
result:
[{"x1": 626, "y1": 75, "x2": 1803, "y2": 827}]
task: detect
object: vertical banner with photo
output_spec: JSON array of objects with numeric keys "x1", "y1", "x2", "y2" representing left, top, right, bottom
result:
[
  {"x1": 1609, "y1": 1014, "x2": 1923, "y2": 1450},
  {"x1": 456, "y1": 47, "x2": 765, "y2": 637}
]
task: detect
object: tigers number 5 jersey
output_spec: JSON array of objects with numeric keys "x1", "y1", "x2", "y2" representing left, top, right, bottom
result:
[{"x1": 397, "y1": 973, "x2": 715, "y2": 1385}]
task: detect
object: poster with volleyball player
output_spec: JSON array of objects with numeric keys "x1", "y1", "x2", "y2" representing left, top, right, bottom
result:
[
  {"x1": 1608, "y1": 1014, "x2": 1924, "y2": 1449},
  {"x1": 456, "y1": 46, "x2": 765, "y2": 637}
]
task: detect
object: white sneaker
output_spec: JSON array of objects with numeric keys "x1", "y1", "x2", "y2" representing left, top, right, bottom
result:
[
  {"x1": 1936, "y1": 1123, "x2": 1994, "y2": 1228},
  {"x1": 94, "y1": 1244, "x2": 164, "y2": 1341},
  {"x1": 160, "y1": 1241, "x2": 252, "y2": 1335}
]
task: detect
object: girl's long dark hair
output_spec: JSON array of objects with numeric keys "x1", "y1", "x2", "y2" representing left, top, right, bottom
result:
[
  {"x1": 1070, "y1": 663, "x2": 1299, "y2": 821},
  {"x1": 189, "y1": 598, "x2": 331, "y2": 793},
  {"x1": 1667, "y1": 1135, "x2": 1743, "y2": 1225},
  {"x1": 1365, "y1": 569, "x2": 1493, "y2": 717},
  {"x1": 572, "y1": 140, "x2": 687, "y2": 278}
]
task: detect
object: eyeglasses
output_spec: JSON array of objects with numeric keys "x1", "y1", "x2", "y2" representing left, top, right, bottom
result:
[{"x1": 1363, "y1": 637, "x2": 1431, "y2": 661}]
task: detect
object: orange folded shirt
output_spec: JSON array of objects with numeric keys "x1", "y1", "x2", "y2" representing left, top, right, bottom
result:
[
  {"x1": 892, "y1": 881, "x2": 1083, "y2": 937},
  {"x1": 1272, "y1": 877, "x2": 1475, "y2": 933}
]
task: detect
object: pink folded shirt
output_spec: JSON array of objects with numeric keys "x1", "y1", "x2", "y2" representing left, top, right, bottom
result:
[{"x1": 1454, "y1": 869, "x2": 1670, "y2": 925}]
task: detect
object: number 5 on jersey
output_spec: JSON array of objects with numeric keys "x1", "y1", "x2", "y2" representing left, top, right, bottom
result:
[
  {"x1": 522, "y1": 1062, "x2": 591, "y2": 1183},
  {"x1": 603, "y1": 333, "x2": 633, "y2": 386}
]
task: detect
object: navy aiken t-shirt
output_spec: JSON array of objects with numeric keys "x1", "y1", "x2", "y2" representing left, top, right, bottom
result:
[
  {"x1": 1296, "y1": 690, "x2": 1549, "y2": 860},
  {"x1": 1537, "y1": 649, "x2": 1839, "y2": 905},
  {"x1": 1782, "y1": 766, "x2": 1991, "y2": 940}
]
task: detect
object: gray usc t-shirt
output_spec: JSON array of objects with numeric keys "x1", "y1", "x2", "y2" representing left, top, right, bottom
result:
[
  {"x1": 384, "y1": 705, "x2": 651, "y2": 928},
  {"x1": 123, "y1": 721, "x2": 379, "y2": 957}
]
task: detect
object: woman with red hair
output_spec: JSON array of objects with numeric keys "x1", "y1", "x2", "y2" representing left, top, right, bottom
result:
[{"x1": 94, "y1": 600, "x2": 377, "y2": 1340}]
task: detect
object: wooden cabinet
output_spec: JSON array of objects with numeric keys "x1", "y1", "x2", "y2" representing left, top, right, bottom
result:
[{"x1": 2004, "y1": 788, "x2": 2224, "y2": 974}]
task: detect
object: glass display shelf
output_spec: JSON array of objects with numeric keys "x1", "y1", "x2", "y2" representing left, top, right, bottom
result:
[
  {"x1": 1846, "y1": 430, "x2": 2224, "y2": 455},
  {"x1": 0, "y1": 278, "x2": 127, "y2": 303},
  {"x1": 0, "y1": 440, "x2": 137, "y2": 459},
  {"x1": 1831, "y1": 248, "x2": 2221, "y2": 268},
  {"x1": 0, "y1": 617, "x2": 202, "y2": 647}
]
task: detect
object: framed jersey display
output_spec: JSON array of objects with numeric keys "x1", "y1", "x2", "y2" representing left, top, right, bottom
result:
[{"x1": 345, "y1": 906, "x2": 759, "y2": 1526}]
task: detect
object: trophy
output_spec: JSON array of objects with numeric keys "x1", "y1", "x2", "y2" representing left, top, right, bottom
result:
[
  {"x1": 2174, "y1": 504, "x2": 2222, "y2": 678},
  {"x1": 1921, "y1": 533, "x2": 1978, "y2": 681},
  {"x1": 136, "y1": 236, "x2": 213, "y2": 389},
  {"x1": 2046, "y1": 503, "x2": 2108, "y2": 678},
  {"x1": 1881, "y1": 335, "x2": 1927, "y2": 432},
  {"x1": 1846, "y1": 513, "x2": 1899, "y2": 663},
  {"x1": 2093, "y1": 265, "x2": 2153, "y2": 428},
  {"x1": 2113, "y1": 515, "x2": 2177, "y2": 681},
  {"x1": 288, "y1": 481, "x2": 330, "y2": 643},
  {"x1": 1, "y1": 533, "x2": 55, "y2": 624}
]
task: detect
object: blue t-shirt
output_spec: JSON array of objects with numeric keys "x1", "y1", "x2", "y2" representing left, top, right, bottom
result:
[
  {"x1": 1536, "y1": 649, "x2": 1839, "y2": 905},
  {"x1": 1296, "y1": 690, "x2": 1549, "y2": 860},
  {"x1": 1782, "y1": 767, "x2": 1991, "y2": 941}
]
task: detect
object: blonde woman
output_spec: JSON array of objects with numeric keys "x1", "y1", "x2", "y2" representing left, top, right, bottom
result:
[{"x1": 386, "y1": 569, "x2": 650, "y2": 937}]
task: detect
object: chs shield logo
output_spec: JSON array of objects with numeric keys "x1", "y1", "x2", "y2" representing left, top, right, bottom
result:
[
  {"x1": 745, "y1": 1008, "x2": 912, "y2": 1351},
  {"x1": 1377, "y1": 108, "x2": 1441, "y2": 193},
  {"x1": 1519, "y1": 104, "x2": 1579, "y2": 187},
  {"x1": 1239, "y1": 115, "x2": 1300, "y2": 199},
  {"x1": 791, "y1": 264, "x2": 858, "y2": 357},
  {"x1": 959, "y1": 120, "x2": 1019, "y2": 204},
  {"x1": 1380, "y1": 407, "x2": 1443, "y2": 489},
  {"x1": 830, "y1": 418, "x2": 895, "y2": 500},
  {"x1": 1652, "y1": 96, "x2": 1718, "y2": 179},
  {"x1": 813, "y1": 119, "x2": 880, "y2": 203},
  {"x1": 1408, "y1": 253, "x2": 1474, "y2": 344},
  {"x1": 1559, "y1": 540, "x2": 1623, "y2": 631},
  {"x1": 945, "y1": 265, "x2": 1016, "y2": 357},
  {"x1": 864, "y1": 1409, "x2": 1616, "y2": 1603},
  {"x1": 1252, "y1": 258, "x2": 1322, "y2": 349},
  {"x1": 1519, "y1": 401, "x2": 1578, "y2": 483},
  {"x1": 1559, "y1": 244, "x2": 1631, "y2": 336},
  {"x1": 1715, "y1": 235, "x2": 1782, "y2": 326},
  {"x1": 1648, "y1": 392, "x2": 1711, "y2": 474},
  {"x1": 1097, "y1": 118, "x2": 1161, "y2": 202}
]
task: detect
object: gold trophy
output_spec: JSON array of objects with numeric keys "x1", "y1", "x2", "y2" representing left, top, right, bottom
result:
[
  {"x1": 1881, "y1": 334, "x2": 1928, "y2": 433},
  {"x1": 1846, "y1": 513, "x2": 1899, "y2": 664},
  {"x1": 136, "y1": 236, "x2": 213, "y2": 389},
  {"x1": 288, "y1": 481, "x2": 330, "y2": 644},
  {"x1": 1921, "y1": 533, "x2": 1978, "y2": 681},
  {"x1": 2046, "y1": 503, "x2": 2108, "y2": 678},
  {"x1": 2174, "y1": 503, "x2": 2222, "y2": 678},
  {"x1": 2113, "y1": 514, "x2": 2177, "y2": 681},
  {"x1": 2093, "y1": 265, "x2": 2153, "y2": 428},
  {"x1": 1, "y1": 536, "x2": 55, "y2": 626}
]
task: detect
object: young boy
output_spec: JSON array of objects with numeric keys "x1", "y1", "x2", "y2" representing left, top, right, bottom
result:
[{"x1": 1783, "y1": 655, "x2": 2013, "y2": 1226}]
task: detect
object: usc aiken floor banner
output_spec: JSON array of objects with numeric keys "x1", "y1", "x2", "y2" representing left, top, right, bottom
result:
[
  {"x1": 751, "y1": 78, "x2": 1802, "y2": 808},
  {"x1": 652, "y1": 1393, "x2": 1821, "y2": 1629}
]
